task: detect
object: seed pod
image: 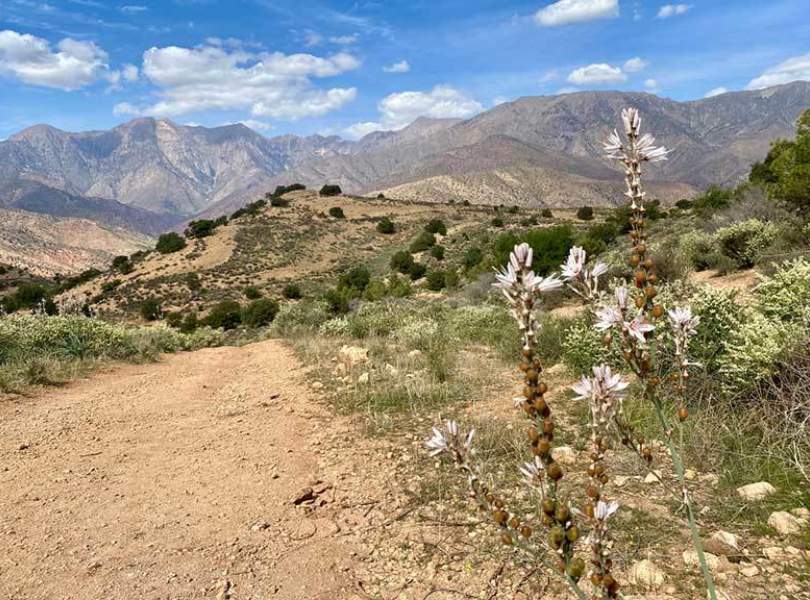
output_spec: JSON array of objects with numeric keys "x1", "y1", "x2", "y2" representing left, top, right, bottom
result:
[
  {"x1": 634, "y1": 270, "x2": 646, "y2": 286},
  {"x1": 629, "y1": 254, "x2": 640, "y2": 267},
  {"x1": 567, "y1": 557, "x2": 585, "y2": 579},
  {"x1": 528, "y1": 426, "x2": 540, "y2": 443},
  {"x1": 678, "y1": 407, "x2": 689, "y2": 421},
  {"x1": 536, "y1": 438, "x2": 551, "y2": 456},
  {"x1": 645, "y1": 285, "x2": 657, "y2": 299},
  {"x1": 493, "y1": 509, "x2": 508, "y2": 525},
  {"x1": 542, "y1": 418, "x2": 555, "y2": 434},
  {"x1": 542, "y1": 498, "x2": 556, "y2": 515},
  {"x1": 643, "y1": 258, "x2": 654, "y2": 269},
  {"x1": 500, "y1": 532, "x2": 513, "y2": 545},
  {"x1": 599, "y1": 473, "x2": 609, "y2": 485},
  {"x1": 520, "y1": 525, "x2": 532, "y2": 539},
  {"x1": 583, "y1": 501, "x2": 595, "y2": 519},
  {"x1": 523, "y1": 386, "x2": 535, "y2": 400},
  {"x1": 537, "y1": 381, "x2": 548, "y2": 395},
  {"x1": 523, "y1": 402, "x2": 535, "y2": 416},
  {"x1": 642, "y1": 447, "x2": 653, "y2": 463},
  {"x1": 554, "y1": 505, "x2": 570, "y2": 523},
  {"x1": 586, "y1": 484, "x2": 600, "y2": 499},
  {"x1": 652, "y1": 304, "x2": 664, "y2": 318},
  {"x1": 648, "y1": 273, "x2": 658, "y2": 283},
  {"x1": 636, "y1": 244, "x2": 647, "y2": 254},
  {"x1": 548, "y1": 526, "x2": 565, "y2": 548},
  {"x1": 518, "y1": 361, "x2": 528, "y2": 372},
  {"x1": 590, "y1": 573, "x2": 602, "y2": 586},
  {"x1": 548, "y1": 462, "x2": 563, "y2": 480},
  {"x1": 526, "y1": 369, "x2": 538, "y2": 382},
  {"x1": 508, "y1": 516, "x2": 520, "y2": 529},
  {"x1": 521, "y1": 348, "x2": 532, "y2": 358},
  {"x1": 635, "y1": 296, "x2": 645, "y2": 309},
  {"x1": 566, "y1": 525, "x2": 580, "y2": 542},
  {"x1": 602, "y1": 575, "x2": 616, "y2": 589},
  {"x1": 534, "y1": 397, "x2": 548, "y2": 414}
]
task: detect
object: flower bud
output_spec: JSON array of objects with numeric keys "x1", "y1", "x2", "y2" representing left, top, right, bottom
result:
[
  {"x1": 537, "y1": 381, "x2": 548, "y2": 395},
  {"x1": 542, "y1": 498, "x2": 556, "y2": 515},
  {"x1": 678, "y1": 407, "x2": 689, "y2": 421},
  {"x1": 566, "y1": 525, "x2": 580, "y2": 542},
  {"x1": 554, "y1": 505, "x2": 570, "y2": 523},
  {"x1": 520, "y1": 525, "x2": 532, "y2": 539},
  {"x1": 548, "y1": 462, "x2": 563, "y2": 480},
  {"x1": 652, "y1": 304, "x2": 664, "y2": 318},
  {"x1": 500, "y1": 532, "x2": 513, "y2": 545}
]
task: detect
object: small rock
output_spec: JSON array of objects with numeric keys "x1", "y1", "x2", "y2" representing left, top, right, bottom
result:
[
  {"x1": 736, "y1": 481, "x2": 776, "y2": 501},
  {"x1": 684, "y1": 469, "x2": 697, "y2": 480},
  {"x1": 291, "y1": 487, "x2": 315, "y2": 505},
  {"x1": 18, "y1": 443, "x2": 30, "y2": 451},
  {"x1": 339, "y1": 345, "x2": 369, "y2": 368},
  {"x1": 704, "y1": 531, "x2": 740, "y2": 556},
  {"x1": 357, "y1": 372, "x2": 370, "y2": 384},
  {"x1": 644, "y1": 470, "x2": 662, "y2": 484},
  {"x1": 250, "y1": 521, "x2": 270, "y2": 532},
  {"x1": 768, "y1": 511, "x2": 804, "y2": 536},
  {"x1": 628, "y1": 559, "x2": 665, "y2": 590},
  {"x1": 683, "y1": 550, "x2": 720, "y2": 573},
  {"x1": 740, "y1": 565, "x2": 759, "y2": 578},
  {"x1": 310, "y1": 381, "x2": 324, "y2": 390},
  {"x1": 790, "y1": 507, "x2": 809, "y2": 519},
  {"x1": 551, "y1": 446, "x2": 577, "y2": 465},
  {"x1": 407, "y1": 349, "x2": 422, "y2": 358},
  {"x1": 762, "y1": 546, "x2": 783, "y2": 561}
]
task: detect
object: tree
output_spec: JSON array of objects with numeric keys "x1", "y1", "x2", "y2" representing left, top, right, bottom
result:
[
  {"x1": 242, "y1": 298, "x2": 279, "y2": 327},
  {"x1": 426, "y1": 270, "x2": 446, "y2": 291},
  {"x1": 185, "y1": 219, "x2": 217, "y2": 238},
  {"x1": 112, "y1": 255, "x2": 133, "y2": 274},
  {"x1": 140, "y1": 298, "x2": 161, "y2": 321},
  {"x1": 340, "y1": 266, "x2": 371, "y2": 292},
  {"x1": 425, "y1": 219, "x2": 447, "y2": 235},
  {"x1": 409, "y1": 231, "x2": 436, "y2": 253},
  {"x1": 319, "y1": 184, "x2": 342, "y2": 197},
  {"x1": 155, "y1": 232, "x2": 186, "y2": 254},
  {"x1": 282, "y1": 283, "x2": 302, "y2": 299},
  {"x1": 328, "y1": 206, "x2": 345, "y2": 218},
  {"x1": 576, "y1": 206, "x2": 594, "y2": 221},
  {"x1": 391, "y1": 250, "x2": 415, "y2": 274},
  {"x1": 204, "y1": 300, "x2": 242, "y2": 330}
]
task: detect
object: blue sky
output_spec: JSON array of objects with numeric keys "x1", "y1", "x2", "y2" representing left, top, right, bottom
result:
[{"x1": 1, "y1": 0, "x2": 809, "y2": 140}]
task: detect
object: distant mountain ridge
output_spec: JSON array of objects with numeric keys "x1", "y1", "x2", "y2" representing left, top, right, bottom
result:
[{"x1": 1, "y1": 81, "x2": 809, "y2": 223}]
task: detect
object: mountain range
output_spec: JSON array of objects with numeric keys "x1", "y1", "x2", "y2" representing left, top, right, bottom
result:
[{"x1": 1, "y1": 81, "x2": 809, "y2": 273}]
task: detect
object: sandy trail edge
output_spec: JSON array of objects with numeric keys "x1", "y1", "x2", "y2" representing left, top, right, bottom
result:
[{"x1": 0, "y1": 340, "x2": 371, "y2": 600}]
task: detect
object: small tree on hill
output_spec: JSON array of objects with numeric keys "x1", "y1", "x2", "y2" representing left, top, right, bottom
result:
[
  {"x1": 155, "y1": 232, "x2": 186, "y2": 254},
  {"x1": 576, "y1": 206, "x2": 594, "y2": 221},
  {"x1": 328, "y1": 206, "x2": 346, "y2": 218},
  {"x1": 320, "y1": 184, "x2": 342, "y2": 197},
  {"x1": 376, "y1": 217, "x2": 395, "y2": 234}
]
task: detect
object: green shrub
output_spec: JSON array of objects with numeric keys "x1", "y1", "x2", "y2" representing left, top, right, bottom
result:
[
  {"x1": 576, "y1": 206, "x2": 594, "y2": 221},
  {"x1": 203, "y1": 300, "x2": 242, "y2": 330},
  {"x1": 101, "y1": 279, "x2": 121, "y2": 293},
  {"x1": 444, "y1": 270, "x2": 460, "y2": 289},
  {"x1": 184, "y1": 219, "x2": 217, "y2": 238},
  {"x1": 693, "y1": 186, "x2": 733, "y2": 216},
  {"x1": 388, "y1": 274, "x2": 413, "y2": 297},
  {"x1": 410, "y1": 230, "x2": 436, "y2": 253},
  {"x1": 689, "y1": 286, "x2": 744, "y2": 373},
  {"x1": 463, "y1": 246, "x2": 484, "y2": 269},
  {"x1": 679, "y1": 231, "x2": 720, "y2": 271},
  {"x1": 112, "y1": 255, "x2": 133, "y2": 274},
  {"x1": 408, "y1": 262, "x2": 427, "y2": 280},
  {"x1": 139, "y1": 298, "x2": 161, "y2": 321},
  {"x1": 376, "y1": 217, "x2": 395, "y2": 234},
  {"x1": 155, "y1": 232, "x2": 186, "y2": 254},
  {"x1": 675, "y1": 199, "x2": 694, "y2": 210},
  {"x1": 562, "y1": 318, "x2": 620, "y2": 375},
  {"x1": 429, "y1": 245, "x2": 445, "y2": 260},
  {"x1": 282, "y1": 283, "x2": 302, "y2": 300},
  {"x1": 493, "y1": 225, "x2": 574, "y2": 276},
  {"x1": 271, "y1": 300, "x2": 330, "y2": 335},
  {"x1": 426, "y1": 270, "x2": 446, "y2": 291},
  {"x1": 541, "y1": 208, "x2": 553, "y2": 218},
  {"x1": 753, "y1": 258, "x2": 810, "y2": 322},
  {"x1": 270, "y1": 197, "x2": 290, "y2": 207},
  {"x1": 3, "y1": 283, "x2": 49, "y2": 312},
  {"x1": 243, "y1": 285, "x2": 262, "y2": 300},
  {"x1": 165, "y1": 311, "x2": 184, "y2": 328},
  {"x1": 328, "y1": 206, "x2": 345, "y2": 219},
  {"x1": 272, "y1": 183, "x2": 306, "y2": 197},
  {"x1": 319, "y1": 184, "x2": 342, "y2": 197},
  {"x1": 242, "y1": 298, "x2": 279, "y2": 328},
  {"x1": 340, "y1": 266, "x2": 371, "y2": 292},
  {"x1": 425, "y1": 219, "x2": 447, "y2": 235},
  {"x1": 491, "y1": 217, "x2": 504, "y2": 227},
  {"x1": 715, "y1": 219, "x2": 779, "y2": 268},
  {"x1": 180, "y1": 312, "x2": 199, "y2": 333},
  {"x1": 323, "y1": 287, "x2": 352, "y2": 315},
  {"x1": 390, "y1": 250, "x2": 415, "y2": 274},
  {"x1": 185, "y1": 273, "x2": 202, "y2": 292}
]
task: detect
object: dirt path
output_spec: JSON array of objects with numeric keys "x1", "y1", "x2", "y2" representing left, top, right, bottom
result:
[{"x1": 0, "y1": 341, "x2": 378, "y2": 600}]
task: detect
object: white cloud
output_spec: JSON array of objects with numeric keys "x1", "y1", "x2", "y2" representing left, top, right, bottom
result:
[
  {"x1": 657, "y1": 4, "x2": 691, "y2": 18},
  {"x1": 567, "y1": 63, "x2": 626, "y2": 85},
  {"x1": 303, "y1": 30, "x2": 323, "y2": 47},
  {"x1": 555, "y1": 86, "x2": 580, "y2": 95},
  {"x1": 115, "y1": 43, "x2": 360, "y2": 119},
  {"x1": 623, "y1": 57, "x2": 648, "y2": 73},
  {"x1": 121, "y1": 5, "x2": 148, "y2": 13},
  {"x1": 644, "y1": 78, "x2": 659, "y2": 92},
  {"x1": 343, "y1": 121, "x2": 381, "y2": 139},
  {"x1": 122, "y1": 63, "x2": 139, "y2": 82},
  {"x1": 330, "y1": 35, "x2": 358, "y2": 45},
  {"x1": 535, "y1": 0, "x2": 619, "y2": 27},
  {"x1": 344, "y1": 85, "x2": 482, "y2": 139},
  {"x1": 539, "y1": 68, "x2": 559, "y2": 83},
  {"x1": 746, "y1": 53, "x2": 810, "y2": 90},
  {"x1": 383, "y1": 60, "x2": 410, "y2": 74},
  {"x1": 704, "y1": 86, "x2": 728, "y2": 98},
  {"x1": 0, "y1": 29, "x2": 110, "y2": 90}
]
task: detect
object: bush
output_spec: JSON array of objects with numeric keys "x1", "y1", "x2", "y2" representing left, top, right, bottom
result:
[
  {"x1": 101, "y1": 279, "x2": 121, "y2": 293},
  {"x1": 185, "y1": 273, "x2": 202, "y2": 292},
  {"x1": 493, "y1": 225, "x2": 574, "y2": 276},
  {"x1": 340, "y1": 266, "x2": 371, "y2": 292},
  {"x1": 319, "y1": 184, "x2": 342, "y2": 197},
  {"x1": 429, "y1": 245, "x2": 445, "y2": 260},
  {"x1": 328, "y1": 206, "x2": 345, "y2": 219},
  {"x1": 576, "y1": 206, "x2": 594, "y2": 221},
  {"x1": 715, "y1": 218, "x2": 779, "y2": 268},
  {"x1": 282, "y1": 283, "x2": 302, "y2": 300},
  {"x1": 675, "y1": 199, "x2": 694, "y2": 210},
  {"x1": 184, "y1": 219, "x2": 217, "y2": 238},
  {"x1": 693, "y1": 186, "x2": 733, "y2": 216},
  {"x1": 242, "y1": 298, "x2": 279, "y2": 328},
  {"x1": 679, "y1": 231, "x2": 719, "y2": 271},
  {"x1": 271, "y1": 183, "x2": 306, "y2": 197},
  {"x1": 409, "y1": 230, "x2": 436, "y2": 253},
  {"x1": 753, "y1": 258, "x2": 810, "y2": 323},
  {"x1": 426, "y1": 270, "x2": 446, "y2": 291},
  {"x1": 376, "y1": 217, "x2": 395, "y2": 234},
  {"x1": 463, "y1": 246, "x2": 484, "y2": 269},
  {"x1": 271, "y1": 300, "x2": 330, "y2": 335},
  {"x1": 180, "y1": 312, "x2": 198, "y2": 333},
  {"x1": 323, "y1": 287, "x2": 352, "y2": 315},
  {"x1": 155, "y1": 232, "x2": 186, "y2": 254},
  {"x1": 140, "y1": 298, "x2": 161, "y2": 321},
  {"x1": 203, "y1": 300, "x2": 242, "y2": 330},
  {"x1": 112, "y1": 255, "x2": 133, "y2": 274},
  {"x1": 408, "y1": 262, "x2": 427, "y2": 280},
  {"x1": 562, "y1": 318, "x2": 620, "y2": 375},
  {"x1": 270, "y1": 197, "x2": 290, "y2": 207},
  {"x1": 425, "y1": 219, "x2": 447, "y2": 235},
  {"x1": 391, "y1": 250, "x2": 415, "y2": 274},
  {"x1": 541, "y1": 208, "x2": 553, "y2": 218},
  {"x1": 3, "y1": 283, "x2": 49, "y2": 312},
  {"x1": 491, "y1": 217, "x2": 504, "y2": 227},
  {"x1": 164, "y1": 311, "x2": 184, "y2": 328},
  {"x1": 243, "y1": 285, "x2": 262, "y2": 300}
]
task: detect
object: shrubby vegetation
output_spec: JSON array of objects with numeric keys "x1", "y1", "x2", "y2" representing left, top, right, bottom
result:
[{"x1": 155, "y1": 232, "x2": 186, "y2": 254}]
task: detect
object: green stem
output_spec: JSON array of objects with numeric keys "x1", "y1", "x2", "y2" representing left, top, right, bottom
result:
[{"x1": 651, "y1": 399, "x2": 718, "y2": 600}]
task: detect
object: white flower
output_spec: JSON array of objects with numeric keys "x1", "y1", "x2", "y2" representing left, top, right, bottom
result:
[
  {"x1": 614, "y1": 286, "x2": 630, "y2": 310},
  {"x1": 595, "y1": 500, "x2": 620, "y2": 521},
  {"x1": 572, "y1": 365, "x2": 629, "y2": 402},
  {"x1": 636, "y1": 132, "x2": 669, "y2": 162},
  {"x1": 595, "y1": 306, "x2": 622, "y2": 331},
  {"x1": 510, "y1": 242, "x2": 533, "y2": 271},
  {"x1": 494, "y1": 263, "x2": 518, "y2": 290},
  {"x1": 534, "y1": 274, "x2": 564, "y2": 294},
  {"x1": 425, "y1": 426, "x2": 448, "y2": 457},
  {"x1": 425, "y1": 420, "x2": 474, "y2": 457},
  {"x1": 603, "y1": 129, "x2": 623, "y2": 159},
  {"x1": 561, "y1": 246, "x2": 587, "y2": 280},
  {"x1": 519, "y1": 456, "x2": 545, "y2": 486},
  {"x1": 626, "y1": 315, "x2": 655, "y2": 344},
  {"x1": 668, "y1": 306, "x2": 700, "y2": 335},
  {"x1": 592, "y1": 262, "x2": 608, "y2": 278}
]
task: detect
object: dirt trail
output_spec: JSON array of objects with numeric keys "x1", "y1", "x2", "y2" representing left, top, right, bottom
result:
[{"x1": 0, "y1": 341, "x2": 376, "y2": 600}]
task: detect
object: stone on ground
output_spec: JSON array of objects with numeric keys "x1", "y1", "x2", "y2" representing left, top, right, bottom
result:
[
  {"x1": 628, "y1": 559, "x2": 665, "y2": 590},
  {"x1": 768, "y1": 511, "x2": 805, "y2": 536},
  {"x1": 736, "y1": 481, "x2": 776, "y2": 501}
]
